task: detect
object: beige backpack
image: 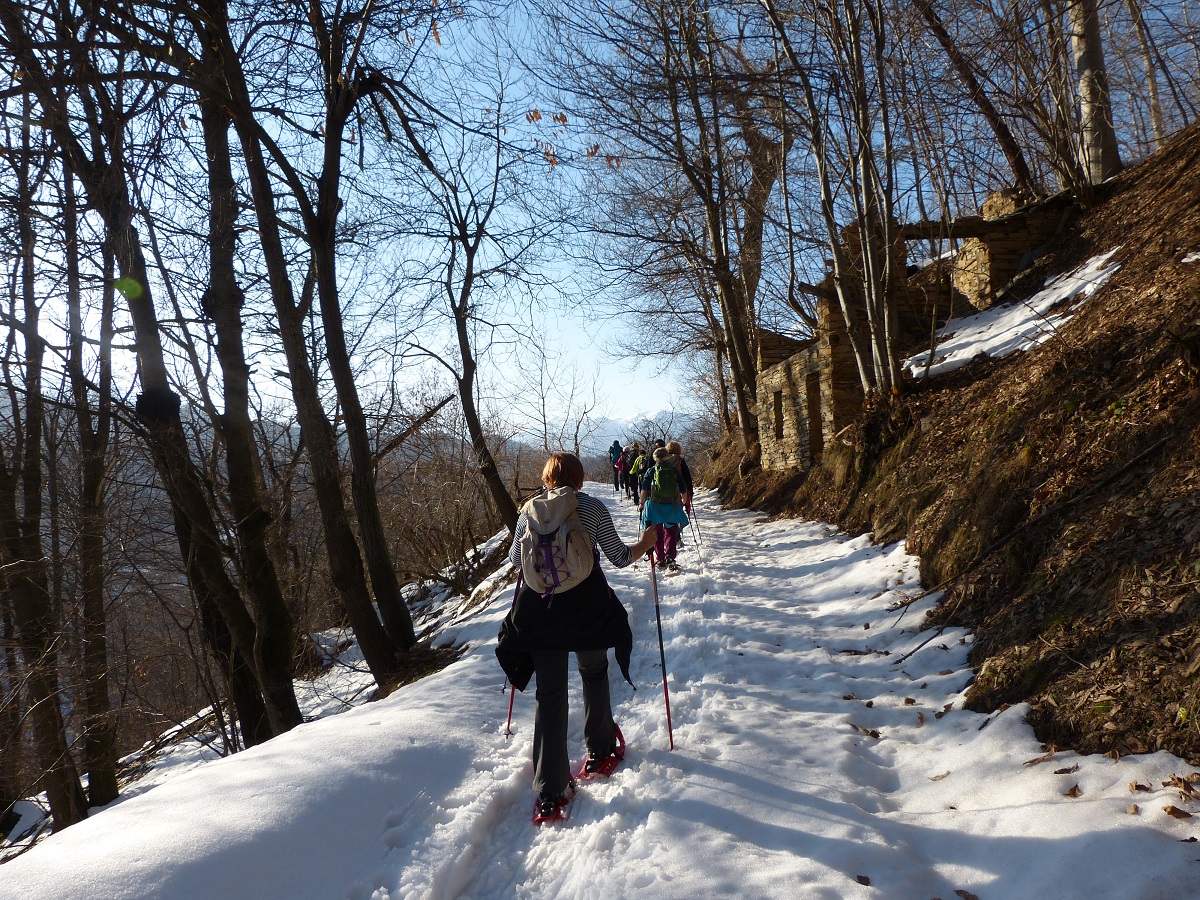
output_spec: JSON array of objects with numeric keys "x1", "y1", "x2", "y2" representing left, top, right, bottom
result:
[{"x1": 518, "y1": 486, "x2": 594, "y2": 598}]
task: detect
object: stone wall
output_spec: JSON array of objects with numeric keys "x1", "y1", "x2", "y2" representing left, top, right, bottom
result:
[
  {"x1": 951, "y1": 193, "x2": 1077, "y2": 308},
  {"x1": 758, "y1": 345, "x2": 822, "y2": 471},
  {"x1": 757, "y1": 296, "x2": 865, "y2": 473}
]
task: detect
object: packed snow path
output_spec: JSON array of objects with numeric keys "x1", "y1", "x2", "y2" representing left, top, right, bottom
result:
[{"x1": 3, "y1": 487, "x2": 1197, "y2": 899}]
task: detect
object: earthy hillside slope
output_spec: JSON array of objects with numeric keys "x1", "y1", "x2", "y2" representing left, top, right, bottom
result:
[{"x1": 711, "y1": 121, "x2": 1200, "y2": 763}]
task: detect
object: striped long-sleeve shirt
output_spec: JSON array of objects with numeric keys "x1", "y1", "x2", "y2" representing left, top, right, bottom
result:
[{"x1": 508, "y1": 491, "x2": 635, "y2": 570}]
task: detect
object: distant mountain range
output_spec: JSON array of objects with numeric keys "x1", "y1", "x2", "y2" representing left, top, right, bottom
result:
[{"x1": 570, "y1": 411, "x2": 698, "y2": 458}]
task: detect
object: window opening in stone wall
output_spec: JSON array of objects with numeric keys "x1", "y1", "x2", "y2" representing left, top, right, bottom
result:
[
  {"x1": 806, "y1": 372, "x2": 823, "y2": 459},
  {"x1": 773, "y1": 390, "x2": 784, "y2": 440}
]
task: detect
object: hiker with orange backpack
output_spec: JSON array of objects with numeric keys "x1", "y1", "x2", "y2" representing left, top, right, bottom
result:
[{"x1": 496, "y1": 452, "x2": 657, "y2": 823}]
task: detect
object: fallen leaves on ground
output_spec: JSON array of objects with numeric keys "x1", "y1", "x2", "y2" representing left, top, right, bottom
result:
[{"x1": 850, "y1": 723, "x2": 881, "y2": 739}]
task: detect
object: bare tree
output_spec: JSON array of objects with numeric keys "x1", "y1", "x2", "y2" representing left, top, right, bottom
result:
[
  {"x1": 0, "y1": 91, "x2": 89, "y2": 829},
  {"x1": 1068, "y1": 0, "x2": 1122, "y2": 182},
  {"x1": 0, "y1": 0, "x2": 292, "y2": 741},
  {"x1": 62, "y1": 164, "x2": 120, "y2": 806},
  {"x1": 374, "y1": 38, "x2": 561, "y2": 534}
]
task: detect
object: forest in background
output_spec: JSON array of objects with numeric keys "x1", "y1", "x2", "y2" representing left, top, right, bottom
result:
[{"x1": 2, "y1": 0, "x2": 1198, "y2": 836}]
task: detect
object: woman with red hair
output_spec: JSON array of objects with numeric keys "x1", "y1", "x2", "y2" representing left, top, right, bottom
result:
[{"x1": 497, "y1": 452, "x2": 656, "y2": 822}]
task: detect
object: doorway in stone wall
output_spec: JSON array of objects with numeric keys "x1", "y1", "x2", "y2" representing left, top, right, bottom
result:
[{"x1": 806, "y1": 371, "x2": 823, "y2": 460}]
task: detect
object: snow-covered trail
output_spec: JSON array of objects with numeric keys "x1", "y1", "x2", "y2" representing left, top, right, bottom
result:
[
  {"x1": 3, "y1": 487, "x2": 1197, "y2": 900},
  {"x1": 389, "y1": 489, "x2": 1197, "y2": 899}
]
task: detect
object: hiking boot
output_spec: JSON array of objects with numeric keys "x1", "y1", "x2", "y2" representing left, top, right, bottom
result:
[{"x1": 666, "y1": 557, "x2": 679, "y2": 572}]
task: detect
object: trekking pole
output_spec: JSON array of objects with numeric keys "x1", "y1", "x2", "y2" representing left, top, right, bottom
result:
[
  {"x1": 689, "y1": 501, "x2": 704, "y2": 548},
  {"x1": 504, "y1": 683, "x2": 516, "y2": 741},
  {"x1": 688, "y1": 512, "x2": 706, "y2": 570},
  {"x1": 648, "y1": 555, "x2": 675, "y2": 751}
]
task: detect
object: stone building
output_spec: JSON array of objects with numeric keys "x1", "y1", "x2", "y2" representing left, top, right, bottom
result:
[
  {"x1": 908, "y1": 190, "x2": 1077, "y2": 310},
  {"x1": 757, "y1": 295, "x2": 866, "y2": 471},
  {"x1": 756, "y1": 193, "x2": 1078, "y2": 473}
]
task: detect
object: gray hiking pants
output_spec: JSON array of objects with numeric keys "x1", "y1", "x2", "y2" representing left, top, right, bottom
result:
[{"x1": 531, "y1": 649, "x2": 616, "y2": 797}]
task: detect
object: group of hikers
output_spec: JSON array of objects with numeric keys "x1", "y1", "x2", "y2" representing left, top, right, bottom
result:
[
  {"x1": 495, "y1": 439, "x2": 697, "y2": 823},
  {"x1": 608, "y1": 438, "x2": 693, "y2": 573}
]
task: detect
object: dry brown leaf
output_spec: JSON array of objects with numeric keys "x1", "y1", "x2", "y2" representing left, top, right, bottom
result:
[
  {"x1": 1163, "y1": 775, "x2": 1200, "y2": 798},
  {"x1": 1130, "y1": 781, "x2": 1152, "y2": 792},
  {"x1": 856, "y1": 874, "x2": 871, "y2": 886},
  {"x1": 1163, "y1": 805, "x2": 1194, "y2": 819},
  {"x1": 843, "y1": 693, "x2": 858, "y2": 701},
  {"x1": 929, "y1": 771, "x2": 951, "y2": 781},
  {"x1": 939, "y1": 669, "x2": 954, "y2": 676},
  {"x1": 955, "y1": 891, "x2": 980, "y2": 900},
  {"x1": 918, "y1": 712, "x2": 927, "y2": 726},
  {"x1": 850, "y1": 723, "x2": 881, "y2": 739},
  {"x1": 904, "y1": 697, "x2": 917, "y2": 705},
  {"x1": 1023, "y1": 750, "x2": 1056, "y2": 767},
  {"x1": 1127, "y1": 804, "x2": 1140, "y2": 815},
  {"x1": 1064, "y1": 784, "x2": 1083, "y2": 798},
  {"x1": 1054, "y1": 764, "x2": 1080, "y2": 775}
]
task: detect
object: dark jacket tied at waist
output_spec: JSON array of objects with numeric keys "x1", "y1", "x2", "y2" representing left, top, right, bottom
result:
[{"x1": 496, "y1": 566, "x2": 634, "y2": 692}]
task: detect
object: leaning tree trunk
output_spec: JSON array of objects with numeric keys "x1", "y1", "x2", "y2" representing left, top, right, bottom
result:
[{"x1": 914, "y1": 0, "x2": 1039, "y2": 199}]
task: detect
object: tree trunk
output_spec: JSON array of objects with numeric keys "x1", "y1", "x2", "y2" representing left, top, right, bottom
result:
[
  {"x1": 1125, "y1": 0, "x2": 1166, "y2": 148},
  {"x1": 714, "y1": 343, "x2": 734, "y2": 435},
  {"x1": 0, "y1": 102, "x2": 88, "y2": 828},
  {"x1": 0, "y1": 607, "x2": 22, "y2": 812},
  {"x1": 310, "y1": 72, "x2": 417, "y2": 647},
  {"x1": 303, "y1": 26, "x2": 417, "y2": 645},
  {"x1": 914, "y1": 0, "x2": 1039, "y2": 199},
  {"x1": 196, "y1": 1, "x2": 402, "y2": 683},
  {"x1": 450, "y1": 248, "x2": 521, "y2": 535},
  {"x1": 1068, "y1": 0, "x2": 1122, "y2": 183},
  {"x1": 199, "y1": 82, "x2": 304, "y2": 733},
  {"x1": 63, "y1": 165, "x2": 119, "y2": 807},
  {"x1": 0, "y1": 3, "x2": 284, "y2": 745}
]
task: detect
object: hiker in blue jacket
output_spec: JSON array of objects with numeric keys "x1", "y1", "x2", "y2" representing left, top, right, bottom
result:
[
  {"x1": 496, "y1": 452, "x2": 657, "y2": 820},
  {"x1": 608, "y1": 440, "x2": 622, "y2": 490},
  {"x1": 640, "y1": 446, "x2": 689, "y2": 571}
]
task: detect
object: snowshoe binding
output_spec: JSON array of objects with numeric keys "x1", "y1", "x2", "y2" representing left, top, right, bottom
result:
[
  {"x1": 577, "y1": 723, "x2": 626, "y2": 781},
  {"x1": 532, "y1": 783, "x2": 576, "y2": 826}
]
